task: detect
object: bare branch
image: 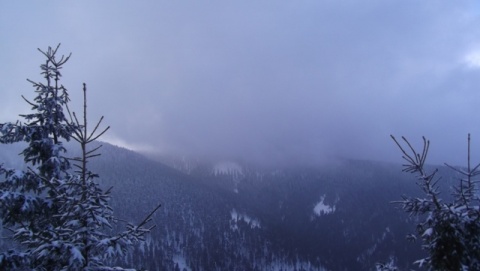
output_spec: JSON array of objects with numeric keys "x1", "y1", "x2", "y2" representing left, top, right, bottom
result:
[
  {"x1": 87, "y1": 126, "x2": 110, "y2": 143},
  {"x1": 20, "y1": 95, "x2": 36, "y2": 107},
  {"x1": 137, "y1": 203, "x2": 162, "y2": 228}
]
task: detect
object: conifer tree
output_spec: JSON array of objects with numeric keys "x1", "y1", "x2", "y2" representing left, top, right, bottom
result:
[
  {"x1": 0, "y1": 44, "x2": 159, "y2": 270},
  {"x1": 391, "y1": 135, "x2": 480, "y2": 270}
]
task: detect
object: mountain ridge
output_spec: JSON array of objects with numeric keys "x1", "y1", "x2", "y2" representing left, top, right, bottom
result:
[{"x1": 1, "y1": 141, "x2": 453, "y2": 270}]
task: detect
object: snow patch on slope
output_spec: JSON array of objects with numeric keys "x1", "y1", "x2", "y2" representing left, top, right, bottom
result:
[
  {"x1": 213, "y1": 161, "x2": 243, "y2": 176},
  {"x1": 173, "y1": 254, "x2": 192, "y2": 271},
  {"x1": 267, "y1": 259, "x2": 328, "y2": 271},
  {"x1": 230, "y1": 209, "x2": 261, "y2": 230},
  {"x1": 313, "y1": 195, "x2": 336, "y2": 216}
]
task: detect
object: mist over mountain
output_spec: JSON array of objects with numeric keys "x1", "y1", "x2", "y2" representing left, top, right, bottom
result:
[{"x1": 0, "y1": 141, "x2": 461, "y2": 270}]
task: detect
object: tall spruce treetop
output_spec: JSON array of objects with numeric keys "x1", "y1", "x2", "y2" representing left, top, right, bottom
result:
[{"x1": 0, "y1": 45, "x2": 158, "y2": 270}]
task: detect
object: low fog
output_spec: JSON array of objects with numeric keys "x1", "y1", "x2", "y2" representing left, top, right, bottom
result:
[{"x1": 2, "y1": 1, "x2": 480, "y2": 166}]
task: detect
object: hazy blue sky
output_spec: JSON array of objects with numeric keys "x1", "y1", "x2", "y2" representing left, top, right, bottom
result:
[{"x1": 2, "y1": 1, "x2": 480, "y2": 166}]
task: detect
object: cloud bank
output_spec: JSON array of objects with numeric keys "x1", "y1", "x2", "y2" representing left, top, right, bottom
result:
[{"x1": 2, "y1": 1, "x2": 480, "y2": 166}]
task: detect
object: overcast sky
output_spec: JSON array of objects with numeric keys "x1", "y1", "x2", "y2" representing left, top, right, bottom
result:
[{"x1": 2, "y1": 1, "x2": 480, "y2": 166}]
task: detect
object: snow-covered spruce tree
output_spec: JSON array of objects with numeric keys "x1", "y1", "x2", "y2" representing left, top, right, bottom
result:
[
  {"x1": 0, "y1": 45, "x2": 159, "y2": 270},
  {"x1": 391, "y1": 135, "x2": 480, "y2": 271}
]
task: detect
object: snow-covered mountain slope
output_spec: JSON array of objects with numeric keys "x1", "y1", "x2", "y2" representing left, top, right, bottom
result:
[
  {"x1": 138, "y1": 151, "x2": 434, "y2": 270},
  {"x1": 2, "y1": 142, "x2": 458, "y2": 270}
]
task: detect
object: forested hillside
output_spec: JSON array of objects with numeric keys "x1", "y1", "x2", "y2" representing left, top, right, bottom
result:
[{"x1": 2, "y1": 142, "x2": 458, "y2": 270}]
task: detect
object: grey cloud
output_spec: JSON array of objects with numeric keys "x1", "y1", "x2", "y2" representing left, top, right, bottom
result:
[{"x1": 2, "y1": 1, "x2": 480, "y2": 166}]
